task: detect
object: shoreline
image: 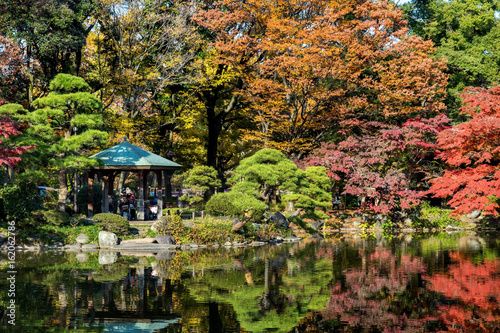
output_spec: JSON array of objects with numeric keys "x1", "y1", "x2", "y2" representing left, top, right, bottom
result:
[{"x1": 3, "y1": 226, "x2": 498, "y2": 253}]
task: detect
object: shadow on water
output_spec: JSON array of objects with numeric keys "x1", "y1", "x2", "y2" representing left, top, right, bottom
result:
[{"x1": 0, "y1": 232, "x2": 499, "y2": 332}]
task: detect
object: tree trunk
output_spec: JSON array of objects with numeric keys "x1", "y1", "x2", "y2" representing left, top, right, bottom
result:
[
  {"x1": 74, "y1": 48, "x2": 82, "y2": 77},
  {"x1": 3, "y1": 165, "x2": 14, "y2": 186},
  {"x1": 58, "y1": 168, "x2": 68, "y2": 212},
  {"x1": 117, "y1": 171, "x2": 129, "y2": 194},
  {"x1": 206, "y1": 97, "x2": 221, "y2": 170}
]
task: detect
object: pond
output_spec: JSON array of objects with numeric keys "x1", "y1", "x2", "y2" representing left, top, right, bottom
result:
[{"x1": 1, "y1": 232, "x2": 499, "y2": 332}]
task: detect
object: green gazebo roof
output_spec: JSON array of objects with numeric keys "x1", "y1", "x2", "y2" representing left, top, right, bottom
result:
[{"x1": 90, "y1": 140, "x2": 182, "y2": 170}]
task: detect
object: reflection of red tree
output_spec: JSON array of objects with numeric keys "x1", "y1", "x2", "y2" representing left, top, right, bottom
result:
[
  {"x1": 424, "y1": 252, "x2": 500, "y2": 332},
  {"x1": 322, "y1": 248, "x2": 427, "y2": 332}
]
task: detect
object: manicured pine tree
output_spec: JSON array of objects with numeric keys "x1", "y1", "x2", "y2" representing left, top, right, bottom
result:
[{"x1": 0, "y1": 74, "x2": 108, "y2": 211}]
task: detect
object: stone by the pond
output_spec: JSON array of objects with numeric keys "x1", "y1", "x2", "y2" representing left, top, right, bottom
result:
[
  {"x1": 98, "y1": 250, "x2": 118, "y2": 265},
  {"x1": 76, "y1": 234, "x2": 89, "y2": 244},
  {"x1": 76, "y1": 252, "x2": 88, "y2": 262},
  {"x1": 189, "y1": 242, "x2": 199, "y2": 248},
  {"x1": 65, "y1": 243, "x2": 82, "y2": 249},
  {"x1": 310, "y1": 220, "x2": 325, "y2": 231},
  {"x1": 155, "y1": 251, "x2": 176, "y2": 261},
  {"x1": 113, "y1": 243, "x2": 181, "y2": 250},
  {"x1": 249, "y1": 241, "x2": 267, "y2": 246},
  {"x1": 155, "y1": 235, "x2": 175, "y2": 245},
  {"x1": 284, "y1": 236, "x2": 301, "y2": 242},
  {"x1": 224, "y1": 242, "x2": 232, "y2": 247},
  {"x1": 98, "y1": 231, "x2": 119, "y2": 248},
  {"x1": 82, "y1": 243, "x2": 98, "y2": 250},
  {"x1": 267, "y1": 211, "x2": 289, "y2": 228},
  {"x1": 120, "y1": 237, "x2": 156, "y2": 244},
  {"x1": 467, "y1": 210, "x2": 481, "y2": 219}
]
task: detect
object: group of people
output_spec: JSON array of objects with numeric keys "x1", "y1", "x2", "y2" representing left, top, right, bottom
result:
[{"x1": 119, "y1": 187, "x2": 136, "y2": 220}]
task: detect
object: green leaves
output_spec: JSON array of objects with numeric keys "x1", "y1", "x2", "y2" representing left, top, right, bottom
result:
[
  {"x1": 229, "y1": 148, "x2": 332, "y2": 213},
  {"x1": 48, "y1": 73, "x2": 90, "y2": 93}
]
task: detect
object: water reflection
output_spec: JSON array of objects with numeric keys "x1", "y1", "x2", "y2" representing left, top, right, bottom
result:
[{"x1": 0, "y1": 233, "x2": 499, "y2": 332}]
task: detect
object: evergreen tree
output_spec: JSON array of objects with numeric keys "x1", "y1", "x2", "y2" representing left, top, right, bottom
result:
[{"x1": 0, "y1": 74, "x2": 108, "y2": 211}]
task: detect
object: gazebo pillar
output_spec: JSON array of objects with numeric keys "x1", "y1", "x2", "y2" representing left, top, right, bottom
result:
[
  {"x1": 87, "y1": 171, "x2": 95, "y2": 218},
  {"x1": 155, "y1": 170, "x2": 163, "y2": 218},
  {"x1": 101, "y1": 173, "x2": 110, "y2": 213},
  {"x1": 137, "y1": 170, "x2": 145, "y2": 220},
  {"x1": 164, "y1": 170, "x2": 173, "y2": 201}
]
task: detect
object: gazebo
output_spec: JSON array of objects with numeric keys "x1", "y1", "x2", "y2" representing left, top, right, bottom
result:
[{"x1": 88, "y1": 138, "x2": 182, "y2": 220}]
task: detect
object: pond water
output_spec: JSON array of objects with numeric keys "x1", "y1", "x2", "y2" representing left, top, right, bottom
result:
[{"x1": 1, "y1": 232, "x2": 499, "y2": 332}]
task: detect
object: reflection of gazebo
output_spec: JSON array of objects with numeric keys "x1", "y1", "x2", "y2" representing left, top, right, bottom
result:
[{"x1": 88, "y1": 139, "x2": 182, "y2": 220}]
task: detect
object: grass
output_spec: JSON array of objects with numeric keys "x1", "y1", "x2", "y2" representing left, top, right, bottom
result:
[{"x1": 416, "y1": 202, "x2": 466, "y2": 228}]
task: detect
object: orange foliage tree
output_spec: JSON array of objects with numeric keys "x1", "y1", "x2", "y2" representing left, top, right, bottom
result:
[
  {"x1": 195, "y1": 0, "x2": 448, "y2": 158},
  {"x1": 429, "y1": 86, "x2": 500, "y2": 215}
]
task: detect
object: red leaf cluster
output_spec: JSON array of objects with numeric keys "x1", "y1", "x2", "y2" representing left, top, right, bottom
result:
[
  {"x1": 424, "y1": 252, "x2": 500, "y2": 332},
  {"x1": 0, "y1": 116, "x2": 34, "y2": 167},
  {"x1": 429, "y1": 86, "x2": 500, "y2": 215},
  {"x1": 307, "y1": 115, "x2": 449, "y2": 212}
]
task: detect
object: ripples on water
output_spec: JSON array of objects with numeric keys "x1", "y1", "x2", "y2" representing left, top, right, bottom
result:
[{"x1": 0, "y1": 232, "x2": 499, "y2": 332}]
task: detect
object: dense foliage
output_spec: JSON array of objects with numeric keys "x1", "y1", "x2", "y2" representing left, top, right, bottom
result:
[
  {"x1": 0, "y1": 179, "x2": 42, "y2": 222},
  {"x1": 0, "y1": 0, "x2": 498, "y2": 221},
  {"x1": 92, "y1": 213, "x2": 130, "y2": 236},
  {"x1": 229, "y1": 149, "x2": 332, "y2": 214},
  {"x1": 0, "y1": 116, "x2": 34, "y2": 168},
  {"x1": 205, "y1": 192, "x2": 267, "y2": 223},
  {"x1": 154, "y1": 214, "x2": 185, "y2": 243},
  {"x1": 307, "y1": 115, "x2": 450, "y2": 213},
  {"x1": 179, "y1": 165, "x2": 221, "y2": 207},
  {"x1": 429, "y1": 86, "x2": 500, "y2": 215}
]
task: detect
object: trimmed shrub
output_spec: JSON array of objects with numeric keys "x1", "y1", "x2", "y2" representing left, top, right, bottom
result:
[
  {"x1": 32, "y1": 210, "x2": 71, "y2": 226},
  {"x1": 205, "y1": 191, "x2": 266, "y2": 223},
  {"x1": 153, "y1": 214, "x2": 184, "y2": 243},
  {"x1": 93, "y1": 213, "x2": 129, "y2": 235}
]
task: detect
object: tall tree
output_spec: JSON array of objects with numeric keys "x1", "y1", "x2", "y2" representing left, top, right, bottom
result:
[
  {"x1": 401, "y1": 0, "x2": 500, "y2": 117},
  {"x1": 0, "y1": 74, "x2": 108, "y2": 211},
  {"x1": 195, "y1": 0, "x2": 448, "y2": 159},
  {"x1": 429, "y1": 86, "x2": 500, "y2": 216},
  {"x1": 0, "y1": 35, "x2": 27, "y2": 104},
  {"x1": 86, "y1": 0, "x2": 204, "y2": 118},
  {"x1": 0, "y1": 0, "x2": 96, "y2": 103}
]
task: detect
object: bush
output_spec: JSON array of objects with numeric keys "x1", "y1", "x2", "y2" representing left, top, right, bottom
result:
[
  {"x1": 417, "y1": 201, "x2": 460, "y2": 228},
  {"x1": 180, "y1": 218, "x2": 245, "y2": 244},
  {"x1": 32, "y1": 210, "x2": 71, "y2": 226},
  {"x1": 92, "y1": 213, "x2": 130, "y2": 235},
  {"x1": 0, "y1": 180, "x2": 42, "y2": 222},
  {"x1": 153, "y1": 214, "x2": 184, "y2": 243},
  {"x1": 205, "y1": 192, "x2": 266, "y2": 223}
]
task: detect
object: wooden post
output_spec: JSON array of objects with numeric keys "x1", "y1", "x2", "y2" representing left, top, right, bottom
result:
[
  {"x1": 156, "y1": 170, "x2": 163, "y2": 218},
  {"x1": 87, "y1": 172, "x2": 94, "y2": 218},
  {"x1": 102, "y1": 173, "x2": 109, "y2": 213},
  {"x1": 137, "y1": 170, "x2": 145, "y2": 220},
  {"x1": 164, "y1": 170, "x2": 173, "y2": 201}
]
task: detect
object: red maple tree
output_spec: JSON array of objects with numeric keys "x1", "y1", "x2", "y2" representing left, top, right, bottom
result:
[
  {"x1": 429, "y1": 86, "x2": 500, "y2": 215},
  {"x1": 306, "y1": 114, "x2": 450, "y2": 213},
  {"x1": 0, "y1": 116, "x2": 34, "y2": 167}
]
